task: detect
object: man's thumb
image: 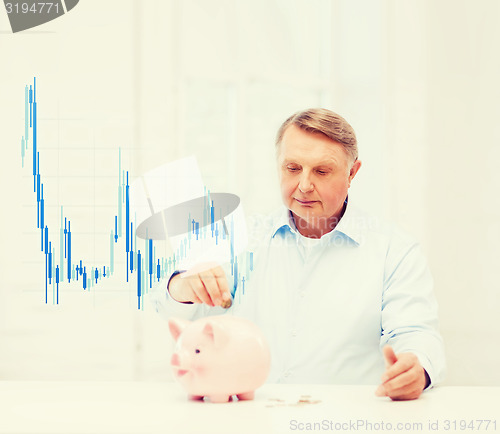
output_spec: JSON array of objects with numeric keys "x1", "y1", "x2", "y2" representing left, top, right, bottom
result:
[{"x1": 382, "y1": 345, "x2": 398, "y2": 367}]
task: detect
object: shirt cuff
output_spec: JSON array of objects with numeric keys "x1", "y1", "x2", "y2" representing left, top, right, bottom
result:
[
  {"x1": 412, "y1": 351, "x2": 434, "y2": 390},
  {"x1": 167, "y1": 270, "x2": 193, "y2": 304}
]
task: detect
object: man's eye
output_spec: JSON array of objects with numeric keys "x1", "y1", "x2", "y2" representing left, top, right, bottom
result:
[
  {"x1": 195, "y1": 349, "x2": 201, "y2": 354},
  {"x1": 287, "y1": 167, "x2": 299, "y2": 172},
  {"x1": 317, "y1": 171, "x2": 327, "y2": 175}
]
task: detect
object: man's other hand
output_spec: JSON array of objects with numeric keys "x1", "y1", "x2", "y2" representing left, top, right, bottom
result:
[
  {"x1": 168, "y1": 265, "x2": 231, "y2": 308},
  {"x1": 375, "y1": 345, "x2": 428, "y2": 400}
]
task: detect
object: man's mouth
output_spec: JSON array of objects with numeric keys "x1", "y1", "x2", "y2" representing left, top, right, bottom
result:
[
  {"x1": 295, "y1": 198, "x2": 316, "y2": 205},
  {"x1": 176, "y1": 369, "x2": 189, "y2": 377}
]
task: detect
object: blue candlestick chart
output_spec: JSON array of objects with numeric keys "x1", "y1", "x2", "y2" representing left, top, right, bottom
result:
[{"x1": 20, "y1": 78, "x2": 253, "y2": 309}]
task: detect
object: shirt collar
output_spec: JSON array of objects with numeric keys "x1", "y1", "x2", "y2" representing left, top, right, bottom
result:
[
  {"x1": 331, "y1": 201, "x2": 363, "y2": 245},
  {"x1": 270, "y1": 198, "x2": 364, "y2": 245},
  {"x1": 271, "y1": 207, "x2": 297, "y2": 237}
]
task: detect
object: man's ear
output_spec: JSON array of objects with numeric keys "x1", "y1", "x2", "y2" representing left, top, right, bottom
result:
[{"x1": 349, "y1": 160, "x2": 362, "y2": 185}]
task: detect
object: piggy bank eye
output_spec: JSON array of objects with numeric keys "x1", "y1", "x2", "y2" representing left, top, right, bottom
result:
[{"x1": 195, "y1": 349, "x2": 201, "y2": 354}]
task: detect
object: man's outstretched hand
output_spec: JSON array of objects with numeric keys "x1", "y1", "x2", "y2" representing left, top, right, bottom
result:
[{"x1": 375, "y1": 345, "x2": 429, "y2": 401}]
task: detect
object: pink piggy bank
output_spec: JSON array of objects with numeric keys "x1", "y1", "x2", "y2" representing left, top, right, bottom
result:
[{"x1": 168, "y1": 315, "x2": 271, "y2": 403}]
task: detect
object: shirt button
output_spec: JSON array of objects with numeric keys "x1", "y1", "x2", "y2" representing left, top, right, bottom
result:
[
  {"x1": 299, "y1": 291, "x2": 305, "y2": 297},
  {"x1": 283, "y1": 370, "x2": 292, "y2": 378},
  {"x1": 291, "y1": 330, "x2": 297, "y2": 337}
]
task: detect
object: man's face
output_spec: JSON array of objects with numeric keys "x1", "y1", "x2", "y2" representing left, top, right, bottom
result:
[{"x1": 277, "y1": 125, "x2": 361, "y2": 237}]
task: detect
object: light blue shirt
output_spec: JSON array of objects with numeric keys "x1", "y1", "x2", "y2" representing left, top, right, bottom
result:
[{"x1": 152, "y1": 202, "x2": 446, "y2": 387}]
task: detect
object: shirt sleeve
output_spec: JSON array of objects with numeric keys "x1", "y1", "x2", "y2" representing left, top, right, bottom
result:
[{"x1": 380, "y1": 240, "x2": 446, "y2": 388}]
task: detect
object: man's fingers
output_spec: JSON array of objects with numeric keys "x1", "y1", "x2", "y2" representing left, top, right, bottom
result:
[
  {"x1": 375, "y1": 372, "x2": 422, "y2": 400},
  {"x1": 204, "y1": 267, "x2": 231, "y2": 307},
  {"x1": 377, "y1": 374, "x2": 423, "y2": 401},
  {"x1": 381, "y1": 353, "x2": 417, "y2": 383},
  {"x1": 212, "y1": 266, "x2": 232, "y2": 304},
  {"x1": 188, "y1": 277, "x2": 214, "y2": 306},
  {"x1": 376, "y1": 383, "x2": 422, "y2": 401},
  {"x1": 171, "y1": 265, "x2": 230, "y2": 307},
  {"x1": 376, "y1": 352, "x2": 426, "y2": 401},
  {"x1": 211, "y1": 265, "x2": 226, "y2": 279},
  {"x1": 382, "y1": 345, "x2": 398, "y2": 367},
  {"x1": 198, "y1": 269, "x2": 223, "y2": 306},
  {"x1": 191, "y1": 293, "x2": 203, "y2": 304},
  {"x1": 382, "y1": 365, "x2": 419, "y2": 391},
  {"x1": 183, "y1": 267, "x2": 231, "y2": 307}
]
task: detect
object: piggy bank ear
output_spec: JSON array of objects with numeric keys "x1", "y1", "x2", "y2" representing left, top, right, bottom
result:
[
  {"x1": 202, "y1": 321, "x2": 229, "y2": 349},
  {"x1": 168, "y1": 317, "x2": 190, "y2": 342}
]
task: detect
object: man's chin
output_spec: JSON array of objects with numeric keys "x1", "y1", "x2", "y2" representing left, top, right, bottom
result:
[
  {"x1": 291, "y1": 209, "x2": 337, "y2": 229},
  {"x1": 291, "y1": 208, "x2": 320, "y2": 225}
]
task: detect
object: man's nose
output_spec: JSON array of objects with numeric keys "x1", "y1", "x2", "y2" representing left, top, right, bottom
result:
[{"x1": 298, "y1": 173, "x2": 314, "y2": 193}]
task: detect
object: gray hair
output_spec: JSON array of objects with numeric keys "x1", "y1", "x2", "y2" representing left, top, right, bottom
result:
[{"x1": 276, "y1": 108, "x2": 358, "y2": 162}]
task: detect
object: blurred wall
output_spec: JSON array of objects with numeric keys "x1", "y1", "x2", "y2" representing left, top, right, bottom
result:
[{"x1": 424, "y1": 0, "x2": 500, "y2": 385}]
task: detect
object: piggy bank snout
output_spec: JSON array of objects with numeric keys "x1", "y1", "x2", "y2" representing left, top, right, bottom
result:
[
  {"x1": 171, "y1": 353, "x2": 180, "y2": 367},
  {"x1": 171, "y1": 351, "x2": 190, "y2": 370},
  {"x1": 171, "y1": 352, "x2": 191, "y2": 378}
]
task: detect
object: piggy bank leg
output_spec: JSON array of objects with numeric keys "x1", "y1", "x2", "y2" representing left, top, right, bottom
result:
[
  {"x1": 188, "y1": 395, "x2": 204, "y2": 401},
  {"x1": 208, "y1": 395, "x2": 231, "y2": 403},
  {"x1": 236, "y1": 391, "x2": 255, "y2": 401}
]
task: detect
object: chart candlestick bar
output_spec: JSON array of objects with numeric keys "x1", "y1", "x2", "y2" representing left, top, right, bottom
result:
[{"x1": 21, "y1": 78, "x2": 253, "y2": 309}]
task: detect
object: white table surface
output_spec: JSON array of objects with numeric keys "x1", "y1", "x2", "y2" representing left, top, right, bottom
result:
[{"x1": 1, "y1": 381, "x2": 499, "y2": 434}]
